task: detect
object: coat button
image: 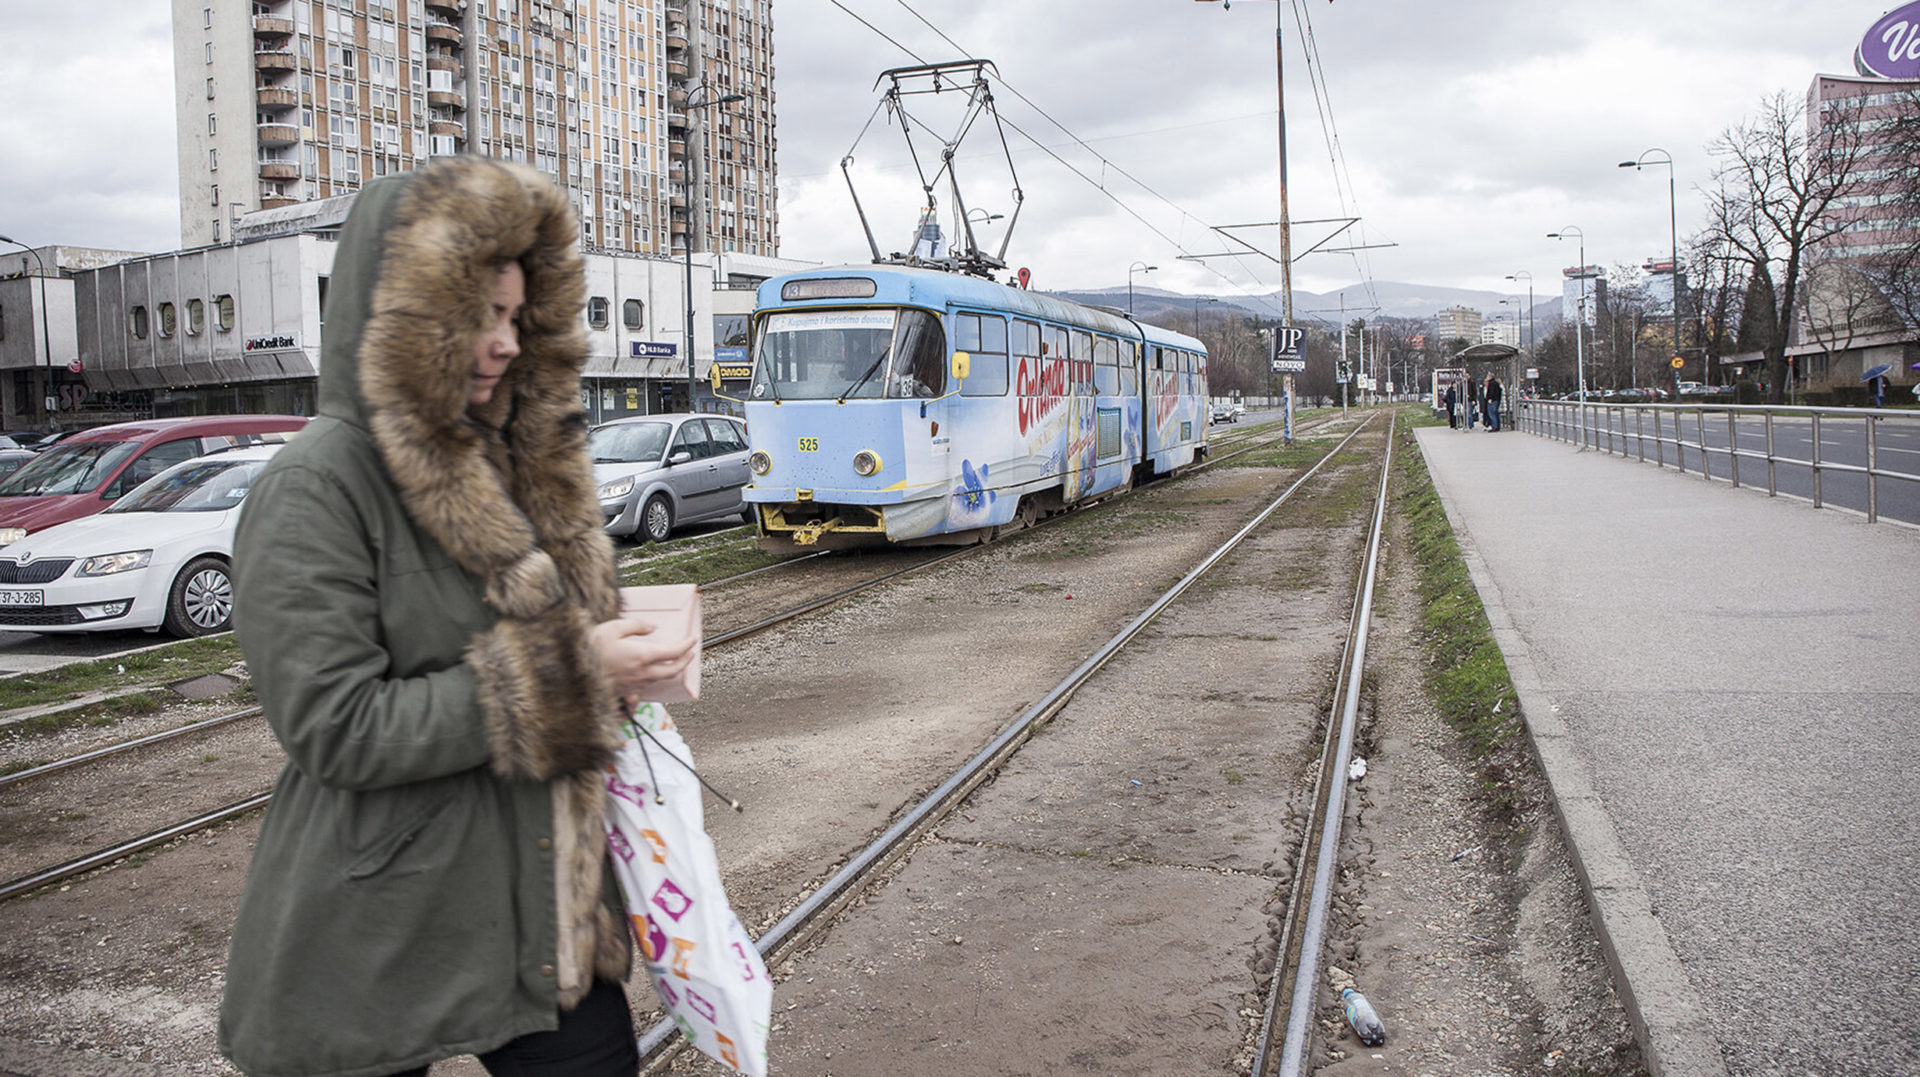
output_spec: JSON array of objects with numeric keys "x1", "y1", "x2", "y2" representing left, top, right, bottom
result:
[
  {"x1": 540, "y1": 964, "x2": 555, "y2": 979},
  {"x1": 537, "y1": 837, "x2": 552, "y2": 851}
]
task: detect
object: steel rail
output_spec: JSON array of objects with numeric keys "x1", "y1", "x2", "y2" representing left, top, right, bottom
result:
[
  {"x1": 637, "y1": 415, "x2": 1381, "y2": 1071},
  {"x1": 0, "y1": 792, "x2": 274, "y2": 902},
  {"x1": 1264, "y1": 412, "x2": 1396, "y2": 1076},
  {"x1": 0, "y1": 705, "x2": 260, "y2": 789}
]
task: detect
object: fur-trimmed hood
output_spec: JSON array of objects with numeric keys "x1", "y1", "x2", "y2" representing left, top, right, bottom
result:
[{"x1": 324, "y1": 157, "x2": 628, "y2": 1004}]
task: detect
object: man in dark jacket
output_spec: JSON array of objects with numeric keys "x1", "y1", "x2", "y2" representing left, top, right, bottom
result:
[
  {"x1": 1443, "y1": 383, "x2": 1458, "y2": 428},
  {"x1": 1486, "y1": 375, "x2": 1504, "y2": 432},
  {"x1": 220, "y1": 157, "x2": 692, "y2": 1077}
]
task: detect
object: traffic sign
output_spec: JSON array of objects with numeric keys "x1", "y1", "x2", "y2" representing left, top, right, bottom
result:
[{"x1": 1669, "y1": 356, "x2": 1684, "y2": 369}]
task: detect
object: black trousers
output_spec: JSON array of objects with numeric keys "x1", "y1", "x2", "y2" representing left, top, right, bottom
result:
[{"x1": 389, "y1": 980, "x2": 637, "y2": 1077}]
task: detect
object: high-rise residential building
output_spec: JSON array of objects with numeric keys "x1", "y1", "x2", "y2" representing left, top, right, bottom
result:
[
  {"x1": 172, "y1": 0, "x2": 777, "y2": 259},
  {"x1": 1640, "y1": 257, "x2": 1687, "y2": 317},
  {"x1": 1435, "y1": 305, "x2": 1482, "y2": 344},
  {"x1": 1806, "y1": 73, "x2": 1919, "y2": 264}
]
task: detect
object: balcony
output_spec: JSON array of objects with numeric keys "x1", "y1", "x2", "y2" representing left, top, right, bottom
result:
[
  {"x1": 259, "y1": 162, "x2": 299, "y2": 181},
  {"x1": 428, "y1": 90, "x2": 464, "y2": 110},
  {"x1": 666, "y1": 29, "x2": 687, "y2": 51},
  {"x1": 667, "y1": 110, "x2": 687, "y2": 131},
  {"x1": 255, "y1": 86, "x2": 299, "y2": 110},
  {"x1": 252, "y1": 15, "x2": 294, "y2": 39},
  {"x1": 260, "y1": 194, "x2": 300, "y2": 210},
  {"x1": 667, "y1": 60, "x2": 689, "y2": 80},
  {"x1": 427, "y1": 55, "x2": 460, "y2": 75},
  {"x1": 425, "y1": 0, "x2": 461, "y2": 15},
  {"x1": 255, "y1": 50, "x2": 297, "y2": 74},
  {"x1": 670, "y1": 218, "x2": 688, "y2": 236},
  {"x1": 425, "y1": 21, "x2": 463, "y2": 46},
  {"x1": 667, "y1": 87, "x2": 688, "y2": 109},
  {"x1": 670, "y1": 192, "x2": 687, "y2": 210},
  {"x1": 256, "y1": 122, "x2": 299, "y2": 147},
  {"x1": 668, "y1": 140, "x2": 686, "y2": 160},
  {"x1": 429, "y1": 120, "x2": 466, "y2": 137}
]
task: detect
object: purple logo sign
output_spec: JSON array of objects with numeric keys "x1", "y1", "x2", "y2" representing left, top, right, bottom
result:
[{"x1": 1856, "y1": 1, "x2": 1920, "y2": 79}]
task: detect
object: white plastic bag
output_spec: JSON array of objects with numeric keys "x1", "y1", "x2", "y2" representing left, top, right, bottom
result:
[{"x1": 604, "y1": 702, "x2": 770, "y2": 1075}]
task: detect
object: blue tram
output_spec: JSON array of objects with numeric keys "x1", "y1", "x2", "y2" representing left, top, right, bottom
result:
[{"x1": 736, "y1": 265, "x2": 1210, "y2": 551}]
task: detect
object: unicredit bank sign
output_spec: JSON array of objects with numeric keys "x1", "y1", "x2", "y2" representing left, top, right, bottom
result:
[{"x1": 1856, "y1": 0, "x2": 1920, "y2": 79}]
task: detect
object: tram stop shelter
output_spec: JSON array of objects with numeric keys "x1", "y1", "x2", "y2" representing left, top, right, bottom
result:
[{"x1": 1453, "y1": 342, "x2": 1522, "y2": 398}]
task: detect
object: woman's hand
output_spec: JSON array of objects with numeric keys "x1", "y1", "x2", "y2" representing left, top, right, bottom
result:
[{"x1": 590, "y1": 614, "x2": 696, "y2": 700}]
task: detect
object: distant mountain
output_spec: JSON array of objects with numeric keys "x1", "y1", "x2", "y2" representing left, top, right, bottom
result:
[{"x1": 1047, "y1": 281, "x2": 1560, "y2": 330}]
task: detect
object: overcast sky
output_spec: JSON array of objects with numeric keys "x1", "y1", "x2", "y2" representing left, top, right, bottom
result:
[{"x1": 0, "y1": 0, "x2": 1890, "y2": 312}]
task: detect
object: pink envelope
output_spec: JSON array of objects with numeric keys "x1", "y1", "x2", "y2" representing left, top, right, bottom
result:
[{"x1": 619, "y1": 584, "x2": 702, "y2": 702}]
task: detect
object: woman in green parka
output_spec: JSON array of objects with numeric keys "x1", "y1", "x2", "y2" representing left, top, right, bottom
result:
[{"x1": 219, "y1": 157, "x2": 692, "y2": 1077}]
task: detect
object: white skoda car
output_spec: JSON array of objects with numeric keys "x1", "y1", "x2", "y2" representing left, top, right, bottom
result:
[{"x1": 0, "y1": 444, "x2": 282, "y2": 637}]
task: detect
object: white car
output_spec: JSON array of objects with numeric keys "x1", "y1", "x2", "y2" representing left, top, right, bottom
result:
[{"x1": 0, "y1": 444, "x2": 281, "y2": 636}]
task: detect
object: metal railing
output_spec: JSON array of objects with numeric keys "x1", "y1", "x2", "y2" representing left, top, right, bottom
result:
[{"x1": 1517, "y1": 399, "x2": 1920, "y2": 524}]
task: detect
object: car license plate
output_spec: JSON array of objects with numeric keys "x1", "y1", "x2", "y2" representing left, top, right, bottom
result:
[{"x1": 0, "y1": 589, "x2": 43, "y2": 607}]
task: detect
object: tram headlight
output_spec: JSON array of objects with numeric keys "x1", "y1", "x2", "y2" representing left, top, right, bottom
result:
[
  {"x1": 852, "y1": 450, "x2": 882, "y2": 477},
  {"x1": 748, "y1": 451, "x2": 772, "y2": 476}
]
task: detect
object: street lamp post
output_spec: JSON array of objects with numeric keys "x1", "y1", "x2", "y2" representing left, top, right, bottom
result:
[
  {"x1": 1620, "y1": 149, "x2": 1681, "y2": 396},
  {"x1": 682, "y1": 86, "x2": 745, "y2": 413},
  {"x1": 1193, "y1": 295, "x2": 1218, "y2": 337},
  {"x1": 1548, "y1": 227, "x2": 1588, "y2": 447},
  {"x1": 1127, "y1": 261, "x2": 1156, "y2": 315},
  {"x1": 0, "y1": 235, "x2": 55, "y2": 430}
]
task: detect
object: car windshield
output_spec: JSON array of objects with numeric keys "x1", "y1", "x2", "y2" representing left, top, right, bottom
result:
[
  {"x1": 106, "y1": 458, "x2": 269, "y2": 513},
  {"x1": 588, "y1": 421, "x2": 672, "y2": 464},
  {"x1": 750, "y1": 308, "x2": 948, "y2": 401},
  {"x1": 0, "y1": 441, "x2": 141, "y2": 497}
]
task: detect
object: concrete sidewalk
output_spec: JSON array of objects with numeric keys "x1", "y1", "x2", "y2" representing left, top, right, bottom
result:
[{"x1": 1414, "y1": 425, "x2": 1920, "y2": 1077}]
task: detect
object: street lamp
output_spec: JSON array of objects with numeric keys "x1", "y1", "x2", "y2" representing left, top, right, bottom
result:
[
  {"x1": 1505, "y1": 271, "x2": 1534, "y2": 359},
  {"x1": 0, "y1": 235, "x2": 55, "y2": 430},
  {"x1": 1128, "y1": 261, "x2": 1156, "y2": 314},
  {"x1": 1547, "y1": 227, "x2": 1588, "y2": 446},
  {"x1": 681, "y1": 85, "x2": 746, "y2": 413},
  {"x1": 1194, "y1": 296, "x2": 1218, "y2": 337},
  {"x1": 1620, "y1": 149, "x2": 1681, "y2": 394}
]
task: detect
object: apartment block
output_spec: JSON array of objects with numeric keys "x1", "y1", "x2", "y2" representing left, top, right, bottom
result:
[
  {"x1": 1435, "y1": 305, "x2": 1482, "y2": 345},
  {"x1": 172, "y1": 0, "x2": 777, "y2": 260}
]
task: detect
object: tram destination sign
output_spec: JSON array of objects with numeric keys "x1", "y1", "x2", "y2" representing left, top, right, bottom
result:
[{"x1": 1270, "y1": 324, "x2": 1308, "y2": 373}]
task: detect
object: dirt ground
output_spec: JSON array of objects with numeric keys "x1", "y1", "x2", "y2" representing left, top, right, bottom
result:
[{"x1": 0, "y1": 418, "x2": 1643, "y2": 1076}]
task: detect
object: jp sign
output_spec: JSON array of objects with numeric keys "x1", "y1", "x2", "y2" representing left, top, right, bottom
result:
[{"x1": 1270, "y1": 324, "x2": 1307, "y2": 373}]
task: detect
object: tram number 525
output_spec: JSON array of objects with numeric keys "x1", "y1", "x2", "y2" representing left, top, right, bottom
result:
[{"x1": 798, "y1": 437, "x2": 820, "y2": 452}]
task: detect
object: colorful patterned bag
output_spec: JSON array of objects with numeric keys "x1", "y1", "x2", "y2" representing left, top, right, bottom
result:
[{"x1": 604, "y1": 702, "x2": 770, "y2": 1075}]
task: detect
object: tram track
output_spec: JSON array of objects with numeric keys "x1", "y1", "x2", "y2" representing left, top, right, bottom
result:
[
  {"x1": 635, "y1": 413, "x2": 1393, "y2": 1074},
  {"x1": 0, "y1": 414, "x2": 1353, "y2": 906}
]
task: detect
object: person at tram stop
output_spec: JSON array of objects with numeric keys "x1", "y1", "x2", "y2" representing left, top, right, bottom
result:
[
  {"x1": 218, "y1": 157, "x2": 695, "y2": 1077},
  {"x1": 1465, "y1": 376, "x2": 1481, "y2": 429},
  {"x1": 1443, "y1": 382, "x2": 1458, "y2": 429},
  {"x1": 1485, "y1": 375, "x2": 1504, "y2": 432},
  {"x1": 1870, "y1": 372, "x2": 1889, "y2": 408}
]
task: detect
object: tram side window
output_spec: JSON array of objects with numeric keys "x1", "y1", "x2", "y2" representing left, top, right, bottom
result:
[
  {"x1": 1045, "y1": 325, "x2": 1067, "y2": 363},
  {"x1": 956, "y1": 311, "x2": 1010, "y2": 397},
  {"x1": 1094, "y1": 335, "x2": 1118, "y2": 396},
  {"x1": 1014, "y1": 319, "x2": 1041, "y2": 395},
  {"x1": 1152, "y1": 346, "x2": 1165, "y2": 372}
]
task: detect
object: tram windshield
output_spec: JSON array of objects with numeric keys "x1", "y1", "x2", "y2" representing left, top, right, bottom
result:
[{"x1": 750, "y1": 308, "x2": 947, "y2": 401}]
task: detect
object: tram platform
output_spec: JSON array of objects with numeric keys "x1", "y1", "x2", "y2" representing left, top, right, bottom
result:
[{"x1": 1413, "y1": 422, "x2": 1920, "y2": 1077}]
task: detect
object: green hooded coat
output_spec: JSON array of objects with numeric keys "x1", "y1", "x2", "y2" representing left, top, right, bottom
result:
[{"x1": 218, "y1": 158, "x2": 631, "y2": 1077}]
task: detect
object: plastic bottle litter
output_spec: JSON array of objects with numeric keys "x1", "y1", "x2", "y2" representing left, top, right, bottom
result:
[{"x1": 1341, "y1": 987, "x2": 1386, "y2": 1046}]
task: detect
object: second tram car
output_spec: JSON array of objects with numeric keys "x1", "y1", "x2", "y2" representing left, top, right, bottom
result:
[{"x1": 737, "y1": 265, "x2": 1210, "y2": 550}]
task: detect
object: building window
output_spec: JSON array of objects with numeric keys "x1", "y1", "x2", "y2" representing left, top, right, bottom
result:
[
  {"x1": 130, "y1": 306, "x2": 150, "y2": 340},
  {"x1": 187, "y1": 298, "x2": 205, "y2": 336},
  {"x1": 215, "y1": 294, "x2": 235, "y2": 331},
  {"x1": 209, "y1": 148, "x2": 218, "y2": 171},
  {"x1": 157, "y1": 302, "x2": 177, "y2": 338},
  {"x1": 210, "y1": 184, "x2": 219, "y2": 206},
  {"x1": 587, "y1": 296, "x2": 610, "y2": 329},
  {"x1": 622, "y1": 298, "x2": 644, "y2": 330},
  {"x1": 207, "y1": 77, "x2": 216, "y2": 99},
  {"x1": 206, "y1": 41, "x2": 214, "y2": 64},
  {"x1": 203, "y1": 6, "x2": 211, "y2": 28}
]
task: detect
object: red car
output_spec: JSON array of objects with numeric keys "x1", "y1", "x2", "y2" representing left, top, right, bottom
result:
[{"x1": 0, "y1": 415, "x2": 308, "y2": 544}]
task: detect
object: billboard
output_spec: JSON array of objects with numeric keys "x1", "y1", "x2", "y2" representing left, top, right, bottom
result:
[{"x1": 1856, "y1": 1, "x2": 1920, "y2": 79}]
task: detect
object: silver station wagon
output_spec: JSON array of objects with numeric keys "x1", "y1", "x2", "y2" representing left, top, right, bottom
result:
[{"x1": 590, "y1": 413, "x2": 754, "y2": 543}]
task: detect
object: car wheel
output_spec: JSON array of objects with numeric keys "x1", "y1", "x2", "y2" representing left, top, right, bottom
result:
[
  {"x1": 164, "y1": 556, "x2": 234, "y2": 637},
  {"x1": 641, "y1": 494, "x2": 674, "y2": 544},
  {"x1": 740, "y1": 505, "x2": 757, "y2": 528}
]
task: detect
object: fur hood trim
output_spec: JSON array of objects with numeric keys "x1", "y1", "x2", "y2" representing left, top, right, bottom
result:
[{"x1": 347, "y1": 157, "x2": 628, "y2": 1003}]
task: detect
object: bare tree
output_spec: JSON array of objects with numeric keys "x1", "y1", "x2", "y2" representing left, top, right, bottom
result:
[{"x1": 1703, "y1": 90, "x2": 1873, "y2": 403}]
